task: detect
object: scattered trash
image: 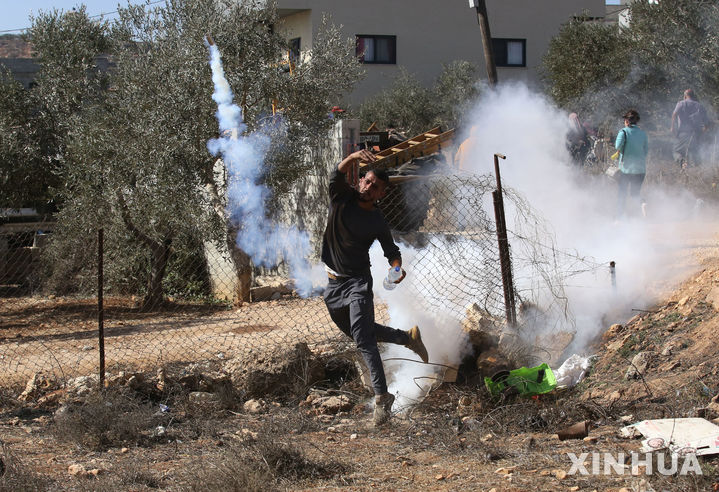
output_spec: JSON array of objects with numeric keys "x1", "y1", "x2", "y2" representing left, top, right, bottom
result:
[
  {"x1": 484, "y1": 363, "x2": 556, "y2": 397},
  {"x1": 620, "y1": 418, "x2": 719, "y2": 456},
  {"x1": 554, "y1": 354, "x2": 593, "y2": 388},
  {"x1": 159, "y1": 404, "x2": 170, "y2": 413},
  {"x1": 557, "y1": 421, "x2": 590, "y2": 440}
]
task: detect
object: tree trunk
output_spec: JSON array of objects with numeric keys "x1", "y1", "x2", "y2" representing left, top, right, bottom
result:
[
  {"x1": 206, "y1": 160, "x2": 252, "y2": 305},
  {"x1": 230, "y1": 238, "x2": 252, "y2": 304},
  {"x1": 142, "y1": 237, "x2": 172, "y2": 311},
  {"x1": 116, "y1": 192, "x2": 174, "y2": 311}
]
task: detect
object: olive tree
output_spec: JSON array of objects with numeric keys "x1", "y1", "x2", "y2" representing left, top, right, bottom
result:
[
  {"x1": 542, "y1": 2, "x2": 719, "y2": 129},
  {"x1": 541, "y1": 16, "x2": 629, "y2": 114},
  {"x1": 356, "y1": 61, "x2": 479, "y2": 137},
  {"x1": 0, "y1": 69, "x2": 42, "y2": 209},
  {"x1": 51, "y1": 0, "x2": 361, "y2": 309},
  {"x1": 0, "y1": 9, "x2": 109, "y2": 211}
]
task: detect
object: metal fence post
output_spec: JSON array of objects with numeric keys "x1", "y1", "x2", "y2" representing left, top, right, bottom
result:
[
  {"x1": 98, "y1": 228, "x2": 105, "y2": 388},
  {"x1": 491, "y1": 153, "x2": 517, "y2": 327}
]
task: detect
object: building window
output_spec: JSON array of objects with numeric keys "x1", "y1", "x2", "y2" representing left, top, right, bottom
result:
[
  {"x1": 356, "y1": 35, "x2": 396, "y2": 64},
  {"x1": 289, "y1": 37, "x2": 300, "y2": 64},
  {"x1": 492, "y1": 38, "x2": 526, "y2": 67}
]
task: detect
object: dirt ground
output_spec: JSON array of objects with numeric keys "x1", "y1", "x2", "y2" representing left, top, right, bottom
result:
[
  {"x1": 4, "y1": 164, "x2": 719, "y2": 490},
  {"x1": 2, "y1": 236, "x2": 719, "y2": 491}
]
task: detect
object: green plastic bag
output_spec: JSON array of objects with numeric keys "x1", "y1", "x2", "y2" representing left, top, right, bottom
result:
[{"x1": 484, "y1": 363, "x2": 557, "y2": 397}]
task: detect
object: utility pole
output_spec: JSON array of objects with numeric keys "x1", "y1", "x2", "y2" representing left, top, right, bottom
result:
[{"x1": 469, "y1": 0, "x2": 498, "y2": 87}]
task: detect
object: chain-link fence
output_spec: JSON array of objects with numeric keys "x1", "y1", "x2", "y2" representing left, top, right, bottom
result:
[{"x1": 1, "y1": 170, "x2": 586, "y2": 390}]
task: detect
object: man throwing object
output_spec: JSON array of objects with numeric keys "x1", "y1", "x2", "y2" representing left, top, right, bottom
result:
[{"x1": 321, "y1": 149, "x2": 429, "y2": 426}]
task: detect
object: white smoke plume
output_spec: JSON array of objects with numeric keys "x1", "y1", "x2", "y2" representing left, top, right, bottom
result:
[
  {"x1": 205, "y1": 43, "x2": 315, "y2": 296},
  {"x1": 370, "y1": 243, "x2": 471, "y2": 409},
  {"x1": 370, "y1": 81, "x2": 714, "y2": 402},
  {"x1": 457, "y1": 81, "x2": 709, "y2": 356}
]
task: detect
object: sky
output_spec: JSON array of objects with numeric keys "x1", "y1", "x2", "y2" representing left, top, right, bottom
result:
[{"x1": 0, "y1": 1, "x2": 156, "y2": 34}]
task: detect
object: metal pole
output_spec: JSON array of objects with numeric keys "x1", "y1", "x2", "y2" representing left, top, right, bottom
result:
[
  {"x1": 474, "y1": 0, "x2": 498, "y2": 87},
  {"x1": 98, "y1": 228, "x2": 105, "y2": 388},
  {"x1": 491, "y1": 153, "x2": 516, "y2": 326}
]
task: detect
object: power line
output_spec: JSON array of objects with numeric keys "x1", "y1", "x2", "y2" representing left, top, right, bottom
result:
[{"x1": 0, "y1": 0, "x2": 166, "y2": 34}]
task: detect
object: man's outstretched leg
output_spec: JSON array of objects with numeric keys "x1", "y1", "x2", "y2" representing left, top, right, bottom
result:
[{"x1": 374, "y1": 324, "x2": 429, "y2": 363}]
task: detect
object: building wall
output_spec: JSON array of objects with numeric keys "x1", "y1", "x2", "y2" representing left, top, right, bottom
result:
[
  {"x1": 277, "y1": 9, "x2": 313, "y2": 50},
  {"x1": 277, "y1": 0, "x2": 605, "y2": 105}
]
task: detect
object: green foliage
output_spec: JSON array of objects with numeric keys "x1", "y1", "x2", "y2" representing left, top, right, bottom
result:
[
  {"x1": 542, "y1": 3, "x2": 719, "y2": 131},
  {"x1": 26, "y1": 0, "x2": 362, "y2": 306},
  {"x1": 0, "y1": 5, "x2": 109, "y2": 210},
  {"x1": 542, "y1": 16, "x2": 629, "y2": 112},
  {"x1": 0, "y1": 69, "x2": 45, "y2": 209},
  {"x1": 356, "y1": 61, "x2": 479, "y2": 136},
  {"x1": 628, "y1": 0, "x2": 719, "y2": 112}
]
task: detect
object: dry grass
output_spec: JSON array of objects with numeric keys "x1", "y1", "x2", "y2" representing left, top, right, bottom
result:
[
  {"x1": 0, "y1": 444, "x2": 51, "y2": 491},
  {"x1": 52, "y1": 388, "x2": 160, "y2": 451}
]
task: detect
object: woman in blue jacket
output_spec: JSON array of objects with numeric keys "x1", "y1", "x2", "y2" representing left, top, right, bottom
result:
[{"x1": 615, "y1": 109, "x2": 649, "y2": 218}]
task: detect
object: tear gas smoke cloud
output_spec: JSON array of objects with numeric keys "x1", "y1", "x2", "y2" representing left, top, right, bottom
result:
[
  {"x1": 458, "y1": 81, "x2": 710, "y2": 356},
  {"x1": 205, "y1": 43, "x2": 315, "y2": 296},
  {"x1": 370, "y1": 244, "x2": 472, "y2": 408}
]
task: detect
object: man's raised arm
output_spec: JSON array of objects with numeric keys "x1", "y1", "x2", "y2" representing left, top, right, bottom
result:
[{"x1": 337, "y1": 149, "x2": 377, "y2": 174}]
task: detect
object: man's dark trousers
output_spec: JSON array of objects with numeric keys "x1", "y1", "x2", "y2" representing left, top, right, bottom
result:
[{"x1": 324, "y1": 273, "x2": 409, "y2": 395}]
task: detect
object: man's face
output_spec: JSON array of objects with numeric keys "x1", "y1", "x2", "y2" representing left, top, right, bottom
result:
[{"x1": 358, "y1": 171, "x2": 387, "y2": 203}]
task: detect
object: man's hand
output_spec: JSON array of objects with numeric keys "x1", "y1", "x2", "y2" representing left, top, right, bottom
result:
[
  {"x1": 338, "y1": 148, "x2": 377, "y2": 174},
  {"x1": 350, "y1": 148, "x2": 377, "y2": 164},
  {"x1": 390, "y1": 259, "x2": 405, "y2": 284}
]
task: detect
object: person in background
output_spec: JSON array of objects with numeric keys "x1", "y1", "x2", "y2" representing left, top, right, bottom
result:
[
  {"x1": 671, "y1": 89, "x2": 709, "y2": 168},
  {"x1": 615, "y1": 109, "x2": 649, "y2": 218},
  {"x1": 321, "y1": 149, "x2": 429, "y2": 426},
  {"x1": 566, "y1": 113, "x2": 590, "y2": 166}
]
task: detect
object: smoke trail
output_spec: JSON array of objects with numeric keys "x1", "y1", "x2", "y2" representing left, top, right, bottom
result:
[{"x1": 205, "y1": 43, "x2": 315, "y2": 296}]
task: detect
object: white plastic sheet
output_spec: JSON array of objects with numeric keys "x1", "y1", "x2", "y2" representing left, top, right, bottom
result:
[{"x1": 554, "y1": 354, "x2": 593, "y2": 388}]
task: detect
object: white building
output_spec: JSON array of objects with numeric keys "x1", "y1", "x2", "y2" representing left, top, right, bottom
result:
[{"x1": 276, "y1": 0, "x2": 606, "y2": 105}]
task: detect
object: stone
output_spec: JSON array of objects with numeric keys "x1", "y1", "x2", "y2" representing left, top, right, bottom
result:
[
  {"x1": 18, "y1": 374, "x2": 42, "y2": 401},
  {"x1": 313, "y1": 395, "x2": 353, "y2": 414},
  {"x1": 625, "y1": 351, "x2": 656, "y2": 380},
  {"x1": 156, "y1": 368, "x2": 167, "y2": 392},
  {"x1": 603, "y1": 324, "x2": 624, "y2": 340},
  {"x1": 67, "y1": 375, "x2": 99, "y2": 396},
  {"x1": 243, "y1": 398, "x2": 267, "y2": 414},
  {"x1": 68, "y1": 464, "x2": 87, "y2": 477},
  {"x1": 236, "y1": 428, "x2": 258, "y2": 440},
  {"x1": 705, "y1": 286, "x2": 719, "y2": 311},
  {"x1": 36, "y1": 388, "x2": 65, "y2": 407}
]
